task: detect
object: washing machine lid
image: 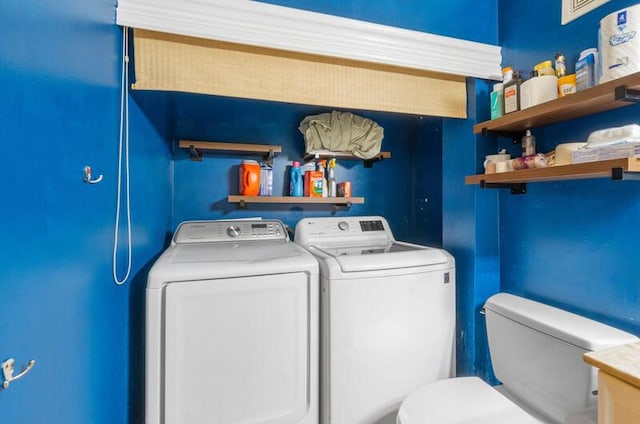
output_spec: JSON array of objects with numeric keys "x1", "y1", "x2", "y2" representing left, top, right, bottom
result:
[
  {"x1": 397, "y1": 377, "x2": 543, "y2": 424},
  {"x1": 313, "y1": 242, "x2": 450, "y2": 273}
]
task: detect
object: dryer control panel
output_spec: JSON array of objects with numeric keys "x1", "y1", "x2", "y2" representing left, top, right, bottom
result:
[{"x1": 173, "y1": 220, "x2": 287, "y2": 244}]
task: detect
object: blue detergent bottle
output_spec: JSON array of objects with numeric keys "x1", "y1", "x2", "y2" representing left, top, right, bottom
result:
[{"x1": 290, "y1": 161, "x2": 303, "y2": 196}]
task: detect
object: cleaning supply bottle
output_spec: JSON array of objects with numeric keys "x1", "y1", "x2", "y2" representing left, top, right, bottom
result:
[
  {"x1": 317, "y1": 160, "x2": 328, "y2": 198},
  {"x1": 504, "y1": 71, "x2": 523, "y2": 114},
  {"x1": 289, "y1": 161, "x2": 303, "y2": 196},
  {"x1": 327, "y1": 158, "x2": 337, "y2": 197},
  {"x1": 490, "y1": 83, "x2": 504, "y2": 120},
  {"x1": 521, "y1": 130, "x2": 536, "y2": 157}
]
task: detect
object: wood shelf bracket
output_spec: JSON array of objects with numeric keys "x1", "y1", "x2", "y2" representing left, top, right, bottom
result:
[
  {"x1": 480, "y1": 180, "x2": 527, "y2": 194},
  {"x1": 614, "y1": 85, "x2": 640, "y2": 103}
]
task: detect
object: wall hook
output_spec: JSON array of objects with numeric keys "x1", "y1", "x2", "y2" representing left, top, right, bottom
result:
[
  {"x1": 83, "y1": 166, "x2": 103, "y2": 184},
  {"x1": 2, "y1": 358, "x2": 35, "y2": 390}
]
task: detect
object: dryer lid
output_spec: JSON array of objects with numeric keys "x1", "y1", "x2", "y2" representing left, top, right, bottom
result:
[{"x1": 397, "y1": 377, "x2": 542, "y2": 424}]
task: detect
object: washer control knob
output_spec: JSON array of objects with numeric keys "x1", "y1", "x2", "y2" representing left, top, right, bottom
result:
[
  {"x1": 337, "y1": 221, "x2": 349, "y2": 231},
  {"x1": 226, "y1": 225, "x2": 241, "y2": 238}
]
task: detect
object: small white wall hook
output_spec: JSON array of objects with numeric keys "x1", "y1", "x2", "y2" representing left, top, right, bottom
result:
[
  {"x1": 83, "y1": 165, "x2": 103, "y2": 184},
  {"x1": 2, "y1": 358, "x2": 36, "y2": 390}
]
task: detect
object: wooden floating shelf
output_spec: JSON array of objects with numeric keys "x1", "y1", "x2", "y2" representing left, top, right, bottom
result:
[
  {"x1": 227, "y1": 195, "x2": 364, "y2": 209},
  {"x1": 474, "y1": 71, "x2": 640, "y2": 134},
  {"x1": 303, "y1": 150, "x2": 391, "y2": 162},
  {"x1": 179, "y1": 140, "x2": 282, "y2": 162},
  {"x1": 465, "y1": 157, "x2": 640, "y2": 186}
]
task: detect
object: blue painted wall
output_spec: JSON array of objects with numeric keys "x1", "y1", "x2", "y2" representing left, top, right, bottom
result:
[
  {"x1": 170, "y1": 94, "x2": 442, "y2": 244},
  {"x1": 496, "y1": 0, "x2": 640, "y2": 338},
  {"x1": 443, "y1": 79, "x2": 501, "y2": 380},
  {"x1": 0, "y1": 0, "x2": 501, "y2": 422},
  {"x1": 0, "y1": 1, "x2": 171, "y2": 423}
]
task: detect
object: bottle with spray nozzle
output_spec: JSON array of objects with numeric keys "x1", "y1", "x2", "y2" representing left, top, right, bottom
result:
[{"x1": 327, "y1": 158, "x2": 337, "y2": 197}]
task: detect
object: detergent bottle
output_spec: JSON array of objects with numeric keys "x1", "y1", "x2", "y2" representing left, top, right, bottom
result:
[{"x1": 289, "y1": 161, "x2": 303, "y2": 196}]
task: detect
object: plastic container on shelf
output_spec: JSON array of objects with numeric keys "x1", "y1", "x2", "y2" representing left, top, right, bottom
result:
[
  {"x1": 490, "y1": 83, "x2": 504, "y2": 119},
  {"x1": 521, "y1": 130, "x2": 536, "y2": 157},
  {"x1": 327, "y1": 158, "x2": 337, "y2": 197},
  {"x1": 259, "y1": 163, "x2": 273, "y2": 196},
  {"x1": 239, "y1": 160, "x2": 261, "y2": 196},
  {"x1": 504, "y1": 71, "x2": 523, "y2": 114},
  {"x1": 558, "y1": 74, "x2": 577, "y2": 97},
  {"x1": 289, "y1": 161, "x2": 303, "y2": 197}
]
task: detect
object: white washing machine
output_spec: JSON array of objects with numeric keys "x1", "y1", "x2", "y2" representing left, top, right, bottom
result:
[
  {"x1": 295, "y1": 216, "x2": 455, "y2": 424},
  {"x1": 146, "y1": 219, "x2": 319, "y2": 424}
]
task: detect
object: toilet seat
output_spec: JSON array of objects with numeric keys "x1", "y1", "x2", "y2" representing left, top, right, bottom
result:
[{"x1": 396, "y1": 377, "x2": 544, "y2": 424}]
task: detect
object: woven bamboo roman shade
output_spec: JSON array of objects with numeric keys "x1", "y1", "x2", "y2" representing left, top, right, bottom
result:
[{"x1": 132, "y1": 29, "x2": 468, "y2": 118}]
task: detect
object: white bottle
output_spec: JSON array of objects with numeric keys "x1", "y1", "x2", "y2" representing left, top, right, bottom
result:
[{"x1": 521, "y1": 130, "x2": 536, "y2": 157}]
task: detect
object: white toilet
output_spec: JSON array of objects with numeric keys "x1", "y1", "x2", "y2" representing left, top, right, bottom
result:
[{"x1": 397, "y1": 293, "x2": 639, "y2": 424}]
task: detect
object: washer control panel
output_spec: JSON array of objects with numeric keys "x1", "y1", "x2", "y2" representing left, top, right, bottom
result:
[
  {"x1": 295, "y1": 216, "x2": 394, "y2": 246},
  {"x1": 174, "y1": 220, "x2": 287, "y2": 243}
]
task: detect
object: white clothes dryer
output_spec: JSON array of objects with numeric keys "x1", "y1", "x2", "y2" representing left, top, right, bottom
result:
[
  {"x1": 295, "y1": 216, "x2": 455, "y2": 424},
  {"x1": 146, "y1": 220, "x2": 319, "y2": 424}
]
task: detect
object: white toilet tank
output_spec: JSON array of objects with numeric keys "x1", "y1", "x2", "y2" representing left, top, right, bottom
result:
[{"x1": 485, "y1": 293, "x2": 638, "y2": 424}]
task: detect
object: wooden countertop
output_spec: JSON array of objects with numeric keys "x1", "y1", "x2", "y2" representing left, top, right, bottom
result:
[{"x1": 584, "y1": 342, "x2": 640, "y2": 389}]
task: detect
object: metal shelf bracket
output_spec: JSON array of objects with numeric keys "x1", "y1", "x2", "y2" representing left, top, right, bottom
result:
[
  {"x1": 263, "y1": 149, "x2": 276, "y2": 166},
  {"x1": 481, "y1": 128, "x2": 526, "y2": 144},
  {"x1": 614, "y1": 85, "x2": 640, "y2": 103},
  {"x1": 188, "y1": 145, "x2": 203, "y2": 161},
  {"x1": 333, "y1": 201, "x2": 352, "y2": 211},
  {"x1": 611, "y1": 167, "x2": 640, "y2": 181},
  {"x1": 363, "y1": 157, "x2": 383, "y2": 168},
  {"x1": 480, "y1": 180, "x2": 527, "y2": 194}
]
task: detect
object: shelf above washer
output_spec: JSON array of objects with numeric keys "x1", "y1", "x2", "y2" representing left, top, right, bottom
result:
[
  {"x1": 228, "y1": 195, "x2": 364, "y2": 210},
  {"x1": 179, "y1": 140, "x2": 282, "y2": 163}
]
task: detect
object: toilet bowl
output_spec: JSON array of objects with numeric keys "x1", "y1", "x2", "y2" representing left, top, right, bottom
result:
[
  {"x1": 397, "y1": 293, "x2": 639, "y2": 424},
  {"x1": 397, "y1": 377, "x2": 543, "y2": 424}
]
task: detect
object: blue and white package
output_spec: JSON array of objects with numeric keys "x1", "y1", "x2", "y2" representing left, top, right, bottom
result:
[
  {"x1": 600, "y1": 4, "x2": 640, "y2": 83},
  {"x1": 576, "y1": 48, "x2": 597, "y2": 91}
]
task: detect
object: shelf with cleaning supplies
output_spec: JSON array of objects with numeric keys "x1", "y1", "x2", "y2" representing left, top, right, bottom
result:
[{"x1": 227, "y1": 195, "x2": 364, "y2": 211}]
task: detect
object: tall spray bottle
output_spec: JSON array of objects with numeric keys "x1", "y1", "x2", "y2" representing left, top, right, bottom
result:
[{"x1": 328, "y1": 158, "x2": 337, "y2": 197}]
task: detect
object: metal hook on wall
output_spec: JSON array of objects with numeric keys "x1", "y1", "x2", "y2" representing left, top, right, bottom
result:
[
  {"x1": 2, "y1": 358, "x2": 36, "y2": 390},
  {"x1": 83, "y1": 166, "x2": 103, "y2": 184}
]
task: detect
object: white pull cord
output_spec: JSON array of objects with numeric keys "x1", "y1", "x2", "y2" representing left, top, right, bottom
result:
[{"x1": 113, "y1": 26, "x2": 132, "y2": 285}]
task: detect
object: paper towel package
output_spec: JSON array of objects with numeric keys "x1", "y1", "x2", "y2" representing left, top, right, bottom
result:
[
  {"x1": 520, "y1": 75, "x2": 558, "y2": 109},
  {"x1": 600, "y1": 4, "x2": 640, "y2": 83}
]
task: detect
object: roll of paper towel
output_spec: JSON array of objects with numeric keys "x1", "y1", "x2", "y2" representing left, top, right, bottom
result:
[
  {"x1": 600, "y1": 4, "x2": 640, "y2": 83},
  {"x1": 520, "y1": 76, "x2": 558, "y2": 110}
]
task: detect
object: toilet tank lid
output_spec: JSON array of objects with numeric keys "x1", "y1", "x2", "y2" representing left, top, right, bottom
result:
[{"x1": 485, "y1": 293, "x2": 639, "y2": 351}]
